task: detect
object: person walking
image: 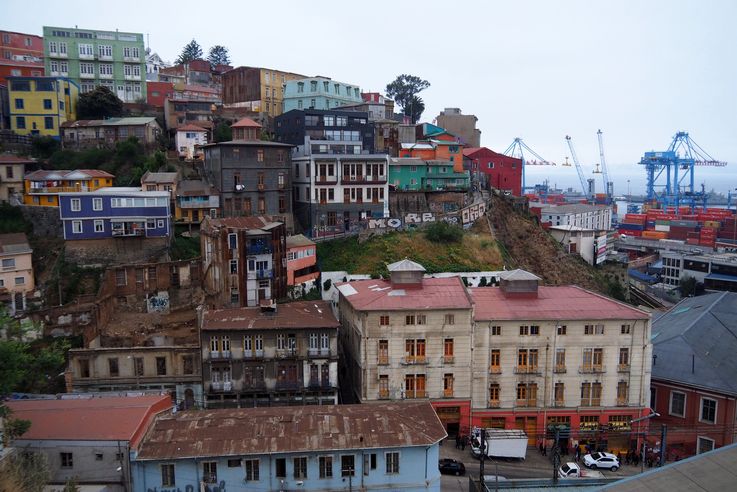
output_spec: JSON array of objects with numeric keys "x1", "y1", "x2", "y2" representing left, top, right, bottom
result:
[
  {"x1": 540, "y1": 441, "x2": 547, "y2": 456},
  {"x1": 461, "y1": 435, "x2": 466, "y2": 451},
  {"x1": 455, "y1": 434, "x2": 461, "y2": 449}
]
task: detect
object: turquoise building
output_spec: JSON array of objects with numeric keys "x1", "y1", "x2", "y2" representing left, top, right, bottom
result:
[
  {"x1": 43, "y1": 26, "x2": 146, "y2": 102},
  {"x1": 390, "y1": 158, "x2": 470, "y2": 192},
  {"x1": 283, "y1": 76, "x2": 363, "y2": 112}
]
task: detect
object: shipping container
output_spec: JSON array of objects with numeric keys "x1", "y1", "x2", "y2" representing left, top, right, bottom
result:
[
  {"x1": 643, "y1": 231, "x2": 668, "y2": 239},
  {"x1": 655, "y1": 224, "x2": 671, "y2": 232}
]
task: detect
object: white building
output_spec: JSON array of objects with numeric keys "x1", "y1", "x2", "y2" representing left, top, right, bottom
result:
[
  {"x1": 174, "y1": 124, "x2": 207, "y2": 160},
  {"x1": 535, "y1": 203, "x2": 613, "y2": 231}
]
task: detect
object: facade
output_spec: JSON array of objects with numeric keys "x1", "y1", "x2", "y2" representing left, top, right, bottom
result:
[
  {"x1": 60, "y1": 117, "x2": 162, "y2": 150},
  {"x1": 0, "y1": 233, "x2": 34, "y2": 315},
  {"x1": 337, "y1": 259, "x2": 475, "y2": 435},
  {"x1": 0, "y1": 153, "x2": 30, "y2": 203},
  {"x1": 389, "y1": 158, "x2": 470, "y2": 192},
  {"x1": 436, "y1": 108, "x2": 481, "y2": 147},
  {"x1": 68, "y1": 346, "x2": 203, "y2": 409},
  {"x1": 7, "y1": 395, "x2": 171, "y2": 490},
  {"x1": 650, "y1": 292, "x2": 737, "y2": 457},
  {"x1": 200, "y1": 216, "x2": 287, "y2": 308},
  {"x1": 145, "y1": 50, "x2": 170, "y2": 81},
  {"x1": 549, "y1": 225, "x2": 598, "y2": 265},
  {"x1": 0, "y1": 83, "x2": 8, "y2": 129},
  {"x1": 59, "y1": 188, "x2": 170, "y2": 240},
  {"x1": 140, "y1": 171, "x2": 178, "y2": 199},
  {"x1": 286, "y1": 234, "x2": 319, "y2": 287},
  {"x1": 164, "y1": 98, "x2": 215, "y2": 138},
  {"x1": 274, "y1": 108, "x2": 375, "y2": 155},
  {"x1": 202, "y1": 140, "x2": 294, "y2": 229},
  {"x1": 535, "y1": 203, "x2": 613, "y2": 231},
  {"x1": 661, "y1": 251, "x2": 737, "y2": 291},
  {"x1": 175, "y1": 124, "x2": 207, "y2": 159},
  {"x1": 400, "y1": 130, "x2": 465, "y2": 173},
  {"x1": 282, "y1": 76, "x2": 363, "y2": 112},
  {"x1": 132, "y1": 401, "x2": 445, "y2": 492},
  {"x1": 8, "y1": 76, "x2": 78, "y2": 138},
  {"x1": 200, "y1": 301, "x2": 340, "y2": 408},
  {"x1": 222, "y1": 66, "x2": 307, "y2": 117},
  {"x1": 174, "y1": 179, "x2": 219, "y2": 224},
  {"x1": 23, "y1": 168, "x2": 114, "y2": 207},
  {"x1": 292, "y1": 153, "x2": 390, "y2": 238},
  {"x1": 0, "y1": 30, "x2": 44, "y2": 85},
  {"x1": 145, "y1": 80, "x2": 174, "y2": 107},
  {"x1": 42, "y1": 26, "x2": 146, "y2": 102},
  {"x1": 470, "y1": 270, "x2": 652, "y2": 452},
  {"x1": 463, "y1": 147, "x2": 522, "y2": 196}
]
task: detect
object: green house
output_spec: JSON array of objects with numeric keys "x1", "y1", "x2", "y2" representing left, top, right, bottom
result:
[{"x1": 390, "y1": 158, "x2": 470, "y2": 192}]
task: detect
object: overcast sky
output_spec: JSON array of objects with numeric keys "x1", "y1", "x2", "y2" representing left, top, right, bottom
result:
[{"x1": 5, "y1": 0, "x2": 737, "y2": 194}]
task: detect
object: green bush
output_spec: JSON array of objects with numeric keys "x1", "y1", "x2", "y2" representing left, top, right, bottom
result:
[
  {"x1": 424, "y1": 221, "x2": 463, "y2": 243},
  {"x1": 323, "y1": 279, "x2": 332, "y2": 291}
]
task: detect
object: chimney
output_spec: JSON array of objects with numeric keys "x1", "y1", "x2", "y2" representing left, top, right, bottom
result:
[{"x1": 499, "y1": 269, "x2": 540, "y2": 298}]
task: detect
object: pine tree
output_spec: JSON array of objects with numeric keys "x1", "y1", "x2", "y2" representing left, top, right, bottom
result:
[
  {"x1": 176, "y1": 39, "x2": 203, "y2": 65},
  {"x1": 207, "y1": 45, "x2": 231, "y2": 68}
]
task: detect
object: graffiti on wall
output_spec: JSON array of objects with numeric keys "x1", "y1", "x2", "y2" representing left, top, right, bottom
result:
[{"x1": 146, "y1": 291, "x2": 170, "y2": 313}]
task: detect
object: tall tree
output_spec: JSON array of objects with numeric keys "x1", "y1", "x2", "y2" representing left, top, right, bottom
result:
[
  {"x1": 207, "y1": 45, "x2": 231, "y2": 68},
  {"x1": 385, "y1": 74, "x2": 431, "y2": 123},
  {"x1": 176, "y1": 39, "x2": 203, "y2": 65},
  {"x1": 77, "y1": 86, "x2": 124, "y2": 119}
]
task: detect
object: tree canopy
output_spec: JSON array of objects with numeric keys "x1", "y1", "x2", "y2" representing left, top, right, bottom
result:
[
  {"x1": 207, "y1": 45, "x2": 231, "y2": 68},
  {"x1": 77, "y1": 86, "x2": 124, "y2": 120},
  {"x1": 385, "y1": 74, "x2": 431, "y2": 123},
  {"x1": 176, "y1": 39, "x2": 203, "y2": 65}
]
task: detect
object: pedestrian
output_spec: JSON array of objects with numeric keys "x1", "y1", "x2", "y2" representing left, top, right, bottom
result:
[
  {"x1": 461, "y1": 436, "x2": 466, "y2": 451},
  {"x1": 625, "y1": 450, "x2": 631, "y2": 465},
  {"x1": 575, "y1": 446, "x2": 581, "y2": 462},
  {"x1": 633, "y1": 453, "x2": 640, "y2": 467},
  {"x1": 617, "y1": 451, "x2": 623, "y2": 464},
  {"x1": 455, "y1": 434, "x2": 460, "y2": 449},
  {"x1": 541, "y1": 441, "x2": 547, "y2": 456}
]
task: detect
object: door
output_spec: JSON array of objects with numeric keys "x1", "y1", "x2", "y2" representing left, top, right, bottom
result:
[{"x1": 516, "y1": 416, "x2": 538, "y2": 445}]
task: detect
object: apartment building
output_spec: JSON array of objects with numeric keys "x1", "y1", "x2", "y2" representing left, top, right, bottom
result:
[
  {"x1": 0, "y1": 153, "x2": 30, "y2": 203},
  {"x1": 274, "y1": 108, "x2": 375, "y2": 155},
  {"x1": 470, "y1": 269, "x2": 652, "y2": 451},
  {"x1": 661, "y1": 251, "x2": 737, "y2": 291},
  {"x1": 200, "y1": 216, "x2": 287, "y2": 308},
  {"x1": 200, "y1": 301, "x2": 340, "y2": 408},
  {"x1": 286, "y1": 234, "x2": 319, "y2": 288},
  {"x1": 0, "y1": 30, "x2": 44, "y2": 85},
  {"x1": 174, "y1": 180, "x2": 219, "y2": 224},
  {"x1": 8, "y1": 76, "x2": 78, "y2": 138},
  {"x1": 535, "y1": 203, "x2": 613, "y2": 231},
  {"x1": 0, "y1": 233, "x2": 34, "y2": 315},
  {"x1": 221, "y1": 66, "x2": 307, "y2": 117},
  {"x1": 282, "y1": 76, "x2": 363, "y2": 112},
  {"x1": 389, "y1": 158, "x2": 470, "y2": 192},
  {"x1": 23, "y1": 169, "x2": 114, "y2": 207},
  {"x1": 463, "y1": 147, "x2": 522, "y2": 196},
  {"x1": 436, "y1": 108, "x2": 481, "y2": 148},
  {"x1": 337, "y1": 259, "x2": 474, "y2": 435},
  {"x1": 43, "y1": 26, "x2": 146, "y2": 101}
]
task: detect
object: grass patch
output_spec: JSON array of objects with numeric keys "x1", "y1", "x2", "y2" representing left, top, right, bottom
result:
[{"x1": 171, "y1": 233, "x2": 201, "y2": 260}]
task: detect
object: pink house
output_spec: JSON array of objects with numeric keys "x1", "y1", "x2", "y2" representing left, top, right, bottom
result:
[{"x1": 286, "y1": 234, "x2": 319, "y2": 287}]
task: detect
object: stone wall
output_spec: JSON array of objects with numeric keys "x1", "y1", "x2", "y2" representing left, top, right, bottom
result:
[
  {"x1": 19, "y1": 205, "x2": 63, "y2": 238},
  {"x1": 64, "y1": 237, "x2": 170, "y2": 266}
]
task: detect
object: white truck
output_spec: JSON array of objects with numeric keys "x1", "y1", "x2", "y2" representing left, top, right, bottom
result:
[
  {"x1": 558, "y1": 462, "x2": 605, "y2": 479},
  {"x1": 470, "y1": 428, "x2": 528, "y2": 460}
]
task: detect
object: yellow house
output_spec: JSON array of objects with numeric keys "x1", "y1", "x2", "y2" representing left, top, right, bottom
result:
[
  {"x1": 174, "y1": 179, "x2": 220, "y2": 224},
  {"x1": 0, "y1": 233, "x2": 34, "y2": 314},
  {"x1": 8, "y1": 77, "x2": 79, "y2": 139},
  {"x1": 23, "y1": 169, "x2": 114, "y2": 207}
]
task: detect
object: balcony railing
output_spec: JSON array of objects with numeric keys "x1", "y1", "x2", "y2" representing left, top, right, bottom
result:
[
  {"x1": 616, "y1": 397, "x2": 629, "y2": 406},
  {"x1": 515, "y1": 399, "x2": 537, "y2": 407},
  {"x1": 246, "y1": 244, "x2": 272, "y2": 255},
  {"x1": 443, "y1": 355, "x2": 455, "y2": 364},
  {"x1": 514, "y1": 365, "x2": 541, "y2": 374},
  {"x1": 580, "y1": 398, "x2": 602, "y2": 407},
  {"x1": 275, "y1": 380, "x2": 302, "y2": 390},
  {"x1": 489, "y1": 366, "x2": 502, "y2": 374},
  {"x1": 579, "y1": 365, "x2": 605, "y2": 374},
  {"x1": 443, "y1": 389, "x2": 454, "y2": 398},
  {"x1": 377, "y1": 355, "x2": 389, "y2": 365},
  {"x1": 246, "y1": 268, "x2": 273, "y2": 280},
  {"x1": 488, "y1": 400, "x2": 500, "y2": 408},
  {"x1": 617, "y1": 363, "x2": 630, "y2": 373},
  {"x1": 553, "y1": 365, "x2": 567, "y2": 374},
  {"x1": 209, "y1": 350, "x2": 231, "y2": 360},
  {"x1": 276, "y1": 348, "x2": 297, "y2": 359},
  {"x1": 307, "y1": 348, "x2": 332, "y2": 358},
  {"x1": 242, "y1": 349, "x2": 264, "y2": 360},
  {"x1": 29, "y1": 185, "x2": 89, "y2": 194},
  {"x1": 316, "y1": 175, "x2": 337, "y2": 183},
  {"x1": 554, "y1": 400, "x2": 566, "y2": 408},
  {"x1": 401, "y1": 356, "x2": 427, "y2": 365},
  {"x1": 404, "y1": 390, "x2": 426, "y2": 399},
  {"x1": 378, "y1": 389, "x2": 390, "y2": 399}
]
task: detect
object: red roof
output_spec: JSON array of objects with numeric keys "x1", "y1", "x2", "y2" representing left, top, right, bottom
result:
[
  {"x1": 0, "y1": 153, "x2": 34, "y2": 164},
  {"x1": 204, "y1": 216, "x2": 277, "y2": 230},
  {"x1": 24, "y1": 169, "x2": 115, "y2": 180},
  {"x1": 6, "y1": 395, "x2": 171, "y2": 449},
  {"x1": 204, "y1": 301, "x2": 339, "y2": 331},
  {"x1": 176, "y1": 124, "x2": 207, "y2": 132},
  {"x1": 338, "y1": 277, "x2": 472, "y2": 311},
  {"x1": 231, "y1": 117, "x2": 262, "y2": 128},
  {"x1": 471, "y1": 285, "x2": 650, "y2": 321}
]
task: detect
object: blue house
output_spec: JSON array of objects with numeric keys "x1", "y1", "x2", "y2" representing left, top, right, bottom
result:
[
  {"x1": 131, "y1": 401, "x2": 446, "y2": 492},
  {"x1": 59, "y1": 187, "x2": 171, "y2": 240}
]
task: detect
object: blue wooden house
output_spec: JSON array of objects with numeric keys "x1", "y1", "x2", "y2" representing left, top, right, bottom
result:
[
  {"x1": 59, "y1": 187, "x2": 171, "y2": 240},
  {"x1": 131, "y1": 401, "x2": 446, "y2": 491}
]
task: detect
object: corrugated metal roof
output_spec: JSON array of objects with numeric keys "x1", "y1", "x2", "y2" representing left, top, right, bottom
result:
[
  {"x1": 471, "y1": 286, "x2": 650, "y2": 321},
  {"x1": 338, "y1": 277, "x2": 471, "y2": 311},
  {"x1": 0, "y1": 153, "x2": 34, "y2": 164},
  {"x1": 135, "y1": 401, "x2": 446, "y2": 460},
  {"x1": 25, "y1": 169, "x2": 115, "y2": 180},
  {"x1": 175, "y1": 124, "x2": 207, "y2": 132},
  {"x1": 286, "y1": 234, "x2": 315, "y2": 248},
  {"x1": 204, "y1": 215, "x2": 279, "y2": 231},
  {"x1": 176, "y1": 179, "x2": 215, "y2": 196},
  {"x1": 500, "y1": 269, "x2": 541, "y2": 281},
  {"x1": 203, "y1": 301, "x2": 338, "y2": 331},
  {"x1": 651, "y1": 292, "x2": 737, "y2": 396},
  {"x1": 141, "y1": 172, "x2": 178, "y2": 184}
]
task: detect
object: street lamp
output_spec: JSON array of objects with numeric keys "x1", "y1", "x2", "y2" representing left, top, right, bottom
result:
[{"x1": 630, "y1": 411, "x2": 660, "y2": 473}]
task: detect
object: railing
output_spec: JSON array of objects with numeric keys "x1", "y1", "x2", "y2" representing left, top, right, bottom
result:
[
  {"x1": 378, "y1": 389, "x2": 390, "y2": 399},
  {"x1": 579, "y1": 365, "x2": 605, "y2": 374},
  {"x1": 401, "y1": 356, "x2": 427, "y2": 365},
  {"x1": 404, "y1": 390, "x2": 426, "y2": 399},
  {"x1": 443, "y1": 355, "x2": 455, "y2": 364},
  {"x1": 29, "y1": 185, "x2": 89, "y2": 194},
  {"x1": 489, "y1": 366, "x2": 502, "y2": 374},
  {"x1": 580, "y1": 398, "x2": 602, "y2": 407},
  {"x1": 223, "y1": 381, "x2": 233, "y2": 391},
  {"x1": 209, "y1": 350, "x2": 231, "y2": 360},
  {"x1": 275, "y1": 380, "x2": 302, "y2": 390},
  {"x1": 276, "y1": 348, "x2": 297, "y2": 359},
  {"x1": 514, "y1": 365, "x2": 541, "y2": 374},
  {"x1": 553, "y1": 365, "x2": 567, "y2": 374},
  {"x1": 246, "y1": 244, "x2": 272, "y2": 255},
  {"x1": 242, "y1": 349, "x2": 264, "y2": 360},
  {"x1": 307, "y1": 348, "x2": 332, "y2": 358},
  {"x1": 554, "y1": 400, "x2": 566, "y2": 407},
  {"x1": 111, "y1": 229, "x2": 144, "y2": 237},
  {"x1": 210, "y1": 381, "x2": 222, "y2": 390},
  {"x1": 488, "y1": 401, "x2": 500, "y2": 408},
  {"x1": 257, "y1": 269, "x2": 273, "y2": 279},
  {"x1": 617, "y1": 363, "x2": 630, "y2": 372},
  {"x1": 443, "y1": 389, "x2": 454, "y2": 398},
  {"x1": 515, "y1": 399, "x2": 537, "y2": 407},
  {"x1": 317, "y1": 175, "x2": 337, "y2": 183},
  {"x1": 377, "y1": 355, "x2": 389, "y2": 365},
  {"x1": 616, "y1": 397, "x2": 629, "y2": 406}
]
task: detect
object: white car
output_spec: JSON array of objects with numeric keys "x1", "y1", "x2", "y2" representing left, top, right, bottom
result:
[{"x1": 583, "y1": 452, "x2": 620, "y2": 471}]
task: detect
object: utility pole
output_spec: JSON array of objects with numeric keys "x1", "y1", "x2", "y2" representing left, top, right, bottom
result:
[
  {"x1": 479, "y1": 428, "x2": 485, "y2": 486},
  {"x1": 552, "y1": 427, "x2": 560, "y2": 484},
  {"x1": 660, "y1": 424, "x2": 667, "y2": 467}
]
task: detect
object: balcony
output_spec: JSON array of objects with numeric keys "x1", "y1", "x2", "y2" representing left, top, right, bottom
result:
[
  {"x1": 242, "y1": 349, "x2": 264, "y2": 360},
  {"x1": 246, "y1": 243, "x2": 272, "y2": 255},
  {"x1": 49, "y1": 51, "x2": 68, "y2": 58},
  {"x1": 123, "y1": 56, "x2": 140, "y2": 62},
  {"x1": 443, "y1": 355, "x2": 455, "y2": 364},
  {"x1": 307, "y1": 348, "x2": 332, "y2": 358},
  {"x1": 247, "y1": 268, "x2": 273, "y2": 280},
  {"x1": 377, "y1": 355, "x2": 389, "y2": 366},
  {"x1": 99, "y1": 73, "x2": 113, "y2": 80},
  {"x1": 579, "y1": 365, "x2": 605, "y2": 374},
  {"x1": 514, "y1": 365, "x2": 541, "y2": 375},
  {"x1": 404, "y1": 390, "x2": 426, "y2": 399},
  {"x1": 99, "y1": 54, "x2": 113, "y2": 61},
  {"x1": 316, "y1": 175, "x2": 337, "y2": 184},
  {"x1": 617, "y1": 363, "x2": 630, "y2": 373},
  {"x1": 79, "y1": 53, "x2": 94, "y2": 60},
  {"x1": 401, "y1": 356, "x2": 427, "y2": 365},
  {"x1": 489, "y1": 366, "x2": 502, "y2": 374},
  {"x1": 276, "y1": 348, "x2": 297, "y2": 359},
  {"x1": 580, "y1": 399, "x2": 602, "y2": 407},
  {"x1": 515, "y1": 399, "x2": 537, "y2": 408},
  {"x1": 29, "y1": 185, "x2": 89, "y2": 194},
  {"x1": 275, "y1": 380, "x2": 302, "y2": 391},
  {"x1": 124, "y1": 74, "x2": 141, "y2": 81},
  {"x1": 209, "y1": 350, "x2": 231, "y2": 360},
  {"x1": 80, "y1": 72, "x2": 95, "y2": 79},
  {"x1": 553, "y1": 365, "x2": 567, "y2": 374},
  {"x1": 616, "y1": 397, "x2": 629, "y2": 407},
  {"x1": 210, "y1": 380, "x2": 233, "y2": 392},
  {"x1": 488, "y1": 400, "x2": 500, "y2": 408},
  {"x1": 363, "y1": 175, "x2": 387, "y2": 184},
  {"x1": 554, "y1": 400, "x2": 566, "y2": 408},
  {"x1": 378, "y1": 389, "x2": 390, "y2": 399},
  {"x1": 443, "y1": 389, "x2": 454, "y2": 398}
]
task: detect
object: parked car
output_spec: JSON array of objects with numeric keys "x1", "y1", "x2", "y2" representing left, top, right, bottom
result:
[
  {"x1": 583, "y1": 452, "x2": 620, "y2": 471},
  {"x1": 559, "y1": 462, "x2": 605, "y2": 478},
  {"x1": 439, "y1": 458, "x2": 466, "y2": 476}
]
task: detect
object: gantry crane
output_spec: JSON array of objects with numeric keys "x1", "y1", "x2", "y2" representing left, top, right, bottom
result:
[
  {"x1": 639, "y1": 131, "x2": 727, "y2": 210},
  {"x1": 597, "y1": 129, "x2": 614, "y2": 204},
  {"x1": 565, "y1": 135, "x2": 592, "y2": 200},
  {"x1": 503, "y1": 138, "x2": 556, "y2": 194}
]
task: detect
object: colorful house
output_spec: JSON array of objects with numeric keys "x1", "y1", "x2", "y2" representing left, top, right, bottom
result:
[
  {"x1": 174, "y1": 179, "x2": 220, "y2": 224},
  {"x1": 0, "y1": 153, "x2": 31, "y2": 203},
  {"x1": 0, "y1": 30, "x2": 44, "y2": 85},
  {"x1": 286, "y1": 234, "x2": 319, "y2": 287},
  {"x1": 231, "y1": 117, "x2": 261, "y2": 140},
  {"x1": 7, "y1": 76, "x2": 78, "y2": 139},
  {"x1": 463, "y1": 147, "x2": 522, "y2": 196},
  {"x1": 389, "y1": 158, "x2": 470, "y2": 192},
  {"x1": 0, "y1": 233, "x2": 34, "y2": 314},
  {"x1": 23, "y1": 169, "x2": 114, "y2": 207},
  {"x1": 282, "y1": 76, "x2": 363, "y2": 112}
]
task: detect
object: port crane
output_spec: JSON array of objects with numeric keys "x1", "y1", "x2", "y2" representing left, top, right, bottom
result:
[
  {"x1": 638, "y1": 131, "x2": 727, "y2": 210},
  {"x1": 503, "y1": 138, "x2": 556, "y2": 194},
  {"x1": 596, "y1": 129, "x2": 614, "y2": 204},
  {"x1": 565, "y1": 135, "x2": 593, "y2": 200}
]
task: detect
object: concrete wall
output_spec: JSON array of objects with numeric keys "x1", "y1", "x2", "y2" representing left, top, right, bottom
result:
[
  {"x1": 64, "y1": 236, "x2": 169, "y2": 266},
  {"x1": 20, "y1": 204, "x2": 63, "y2": 237}
]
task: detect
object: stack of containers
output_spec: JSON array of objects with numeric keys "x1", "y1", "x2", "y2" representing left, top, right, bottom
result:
[
  {"x1": 719, "y1": 216, "x2": 737, "y2": 246},
  {"x1": 670, "y1": 218, "x2": 699, "y2": 242},
  {"x1": 619, "y1": 213, "x2": 646, "y2": 237}
]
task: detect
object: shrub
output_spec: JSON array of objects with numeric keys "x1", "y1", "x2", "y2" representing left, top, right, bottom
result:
[
  {"x1": 323, "y1": 279, "x2": 332, "y2": 291},
  {"x1": 424, "y1": 221, "x2": 463, "y2": 243}
]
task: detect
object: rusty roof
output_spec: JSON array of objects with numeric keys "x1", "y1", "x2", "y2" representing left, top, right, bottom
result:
[
  {"x1": 25, "y1": 169, "x2": 115, "y2": 180},
  {"x1": 176, "y1": 123, "x2": 208, "y2": 132},
  {"x1": 231, "y1": 117, "x2": 262, "y2": 128},
  {"x1": 471, "y1": 285, "x2": 650, "y2": 321},
  {"x1": 204, "y1": 215, "x2": 279, "y2": 231},
  {"x1": 6, "y1": 395, "x2": 171, "y2": 449},
  {"x1": 203, "y1": 301, "x2": 339, "y2": 331},
  {"x1": 136, "y1": 401, "x2": 446, "y2": 460},
  {"x1": 285, "y1": 234, "x2": 315, "y2": 249},
  {"x1": 0, "y1": 153, "x2": 34, "y2": 164},
  {"x1": 337, "y1": 276, "x2": 472, "y2": 311},
  {"x1": 176, "y1": 179, "x2": 216, "y2": 196}
]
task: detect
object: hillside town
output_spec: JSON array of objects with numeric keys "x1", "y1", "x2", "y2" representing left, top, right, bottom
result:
[{"x1": 0, "y1": 11, "x2": 736, "y2": 492}]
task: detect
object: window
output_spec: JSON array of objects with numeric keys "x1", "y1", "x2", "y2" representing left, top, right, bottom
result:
[
  {"x1": 489, "y1": 383, "x2": 500, "y2": 406},
  {"x1": 275, "y1": 458, "x2": 286, "y2": 478},
  {"x1": 697, "y1": 436, "x2": 715, "y2": 454},
  {"x1": 444, "y1": 373, "x2": 454, "y2": 397},
  {"x1": 378, "y1": 340, "x2": 389, "y2": 365},
  {"x1": 99, "y1": 44, "x2": 112, "y2": 57},
  {"x1": 92, "y1": 197, "x2": 103, "y2": 211},
  {"x1": 72, "y1": 220, "x2": 83, "y2": 234},
  {"x1": 618, "y1": 348, "x2": 629, "y2": 368},
  {"x1": 319, "y1": 456, "x2": 333, "y2": 478},
  {"x1": 417, "y1": 314, "x2": 427, "y2": 325},
  {"x1": 517, "y1": 348, "x2": 539, "y2": 372},
  {"x1": 244, "y1": 459, "x2": 259, "y2": 481},
  {"x1": 379, "y1": 315, "x2": 389, "y2": 326},
  {"x1": 585, "y1": 324, "x2": 605, "y2": 335},
  {"x1": 516, "y1": 382, "x2": 538, "y2": 406},
  {"x1": 519, "y1": 325, "x2": 529, "y2": 335},
  {"x1": 621, "y1": 324, "x2": 631, "y2": 334},
  {"x1": 404, "y1": 339, "x2": 426, "y2": 363},
  {"x1": 530, "y1": 325, "x2": 540, "y2": 335},
  {"x1": 108, "y1": 358, "x2": 119, "y2": 377},
  {"x1": 78, "y1": 43, "x2": 93, "y2": 56},
  {"x1": 405, "y1": 315, "x2": 415, "y2": 325},
  {"x1": 42, "y1": 98, "x2": 53, "y2": 110},
  {"x1": 230, "y1": 259, "x2": 238, "y2": 274},
  {"x1": 61, "y1": 452, "x2": 73, "y2": 468},
  {"x1": 94, "y1": 220, "x2": 104, "y2": 233},
  {"x1": 557, "y1": 325, "x2": 567, "y2": 335},
  {"x1": 203, "y1": 462, "x2": 217, "y2": 483},
  {"x1": 79, "y1": 359, "x2": 90, "y2": 378},
  {"x1": 71, "y1": 198, "x2": 81, "y2": 211},
  {"x1": 341, "y1": 455, "x2": 355, "y2": 477},
  {"x1": 156, "y1": 357, "x2": 166, "y2": 376},
  {"x1": 444, "y1": 339, "x2": 454, "y2": 362},
  {"x1": 582, "y1": 348, "x2": 604, "y2": 371},
  {"x1": 182, "y1": 355, "x2": 194, "y2": 375},
  {"x1": 14, "y1": 98, "x2": 24, "y2": 110},
  {"x1": 555, "y1": 348, "x2": 566, "y2": 371},
  {"x1": 491, "y1": 325, "x2": 501, "y2": 336},
  {"x1": 617, "y1": 381, "x2": 629, "y2": 404},
  {"x1": 2, "y1": 258, "x2": 15, "y2": 270},
  {"x1": 444, "y1": 314, "x2": 455, "y2": 325},
  {"x1": 228, "y1": 233, "x2": 237, "y2": 250},
  {"x1": 490, "y1": 349, "x2": 501, "y2": 372},
  {"x1": 161, "y1": 464, "x2": 175, "y2": 487},
  {"x1": 386, "y1": 452, "x2": 399, "y2": 474},
  {"x1": 15, "y1": 116, "x2": 25, "y2": 129},
  {"x1": 257, "y1": 149, "x2": 264, "y2": 162},
  {"x1": 555, "y1": 382, "x2": 565, "y2": 405},
  {"x1": 294, "y1": 456, "x2": 307, "y2": 479},
  {"x1": 580, "y1": 382, "x2": 602, "y2": 406},
  {"x1": 700, "y1": 397, "x2": 717, "y2": 424},
  {"x1": 134, "y1": 357, "x2": 144, "y2": 377},
  {"x1": 14, "y1": 276, "x2": 24, "y2": 286}
]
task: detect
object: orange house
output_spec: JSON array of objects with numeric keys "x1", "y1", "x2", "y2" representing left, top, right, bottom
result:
[
  {"x1": 24, "y1": 169, "x2": 114, "y2": 207},
  {"x1": 401, "y1": 128, "x2": 465, "y2": 172}
]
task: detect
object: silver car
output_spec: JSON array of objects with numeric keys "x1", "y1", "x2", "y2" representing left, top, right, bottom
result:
[{"x1": 583, "y1": 452, "x2": 620, "y2": 471}]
